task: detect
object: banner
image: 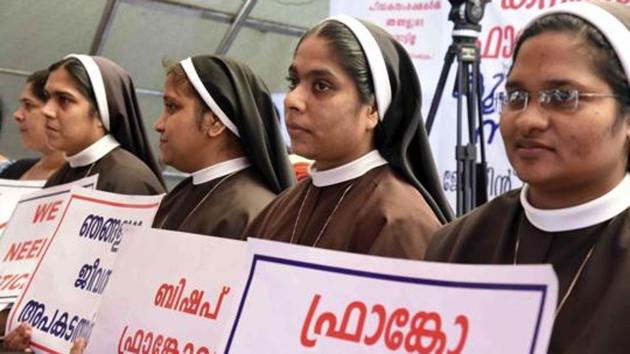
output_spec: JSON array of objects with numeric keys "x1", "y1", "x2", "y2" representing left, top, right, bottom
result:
[
  {"x1": 0, "y1": 176, "x2": 97, "y2": 310},
  {"x1": 225, "y1": 239, "x2": 557, "y2": 354},
  {"x1": 0, "y1": 179, "x2": 46, "y2": 234},
  {"x1": 87, "y1": 228, "x2": 250, "y2": 354},
  {"x1": 6, "y1": 187, "x2": 162, "y2": 354}
]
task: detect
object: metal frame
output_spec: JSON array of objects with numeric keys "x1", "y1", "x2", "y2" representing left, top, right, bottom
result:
[
  {"x1": 215, "y1": 0, "x2": 257, "y2": 55},
  {"x1": 122, "y1": 0, "x2": 307, "y2": 37},
  {"x1": 89, "y1": 0, "x2": 121, "y2": 55}
]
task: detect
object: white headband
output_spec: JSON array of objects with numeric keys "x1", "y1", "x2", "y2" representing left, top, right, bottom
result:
[
  {"x1": 180, "y1": 57, "x2": 240, "y2": 137},
  {"x1": 523, "y1": 2, "x2": 630, "y2": 85},
  {"x1": 324, "y1": 15, "x2": 392, "y2": 121},
  {"x1": 64, "y1": 54, "x2": 110, "y2": 130}
]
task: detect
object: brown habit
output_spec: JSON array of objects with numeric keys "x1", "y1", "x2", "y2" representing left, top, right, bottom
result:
[
  {"x1": 45, "y1": 147, "x2": 164, "y2": 195},
  {"x1": 153, "y1": 168, "x2": 276, "y2": 239},
  {"x1": 243, "y1": 165, "x2": 441, "y2": 259},
  {"x1": 426, "y1": 189, "x2": 630, "y2": 353}
]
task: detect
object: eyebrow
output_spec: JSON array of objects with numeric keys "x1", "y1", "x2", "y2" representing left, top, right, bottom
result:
[
  {"x1": 46, "y1": 88, "x2": 77, "y2": 99},
  {"x1": 288, "y1": 64, "x2": 336, "y2": 80},
  {"x1": 505, "y1": 78, "x2": 583, "y2": 90}
]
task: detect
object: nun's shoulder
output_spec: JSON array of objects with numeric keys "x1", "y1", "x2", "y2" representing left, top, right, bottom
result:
[
  {"x1": 360, "y1": 166, "x2": 434, "y2": 217},
  {"x1": 425, "y1": 189, "x2": 521, "y2": 261},
  {"x1": 214, "y1": 168, "x2": 278, "y2": 211},
  {"x1": 97, "y1": 148, "x2": 165, "y2": 195}
]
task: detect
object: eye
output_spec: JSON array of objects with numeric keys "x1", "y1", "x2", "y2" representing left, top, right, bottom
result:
[
  {"x1": 162, "y1": 100, "x2": 179, "y2": 114},
  {"x1": 549, "y1": 89, "x2": 576, "y2": 102},
  {"x1": 546, "y1": 88, "x2": 577, "y2": 110},
  {"x1": 500, "y1": 90, "x2": 528, "y2": 112},
  {"x1": 313, "y1": 80, "x2": 331, "y2": 93},
  {"x1": 507, "y1": 90, "x2": 527, "y2": 102},
  {"x1": 286, "y1": 75, "x2": 298, "y2": 90},
  {"x1": 57, "y1": 95, "x2": 71, "y2": 107}
]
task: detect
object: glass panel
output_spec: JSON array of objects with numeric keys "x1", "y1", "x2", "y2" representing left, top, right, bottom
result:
[
  {"x1": 226, "y1": 27, "x2": 300, "y2": 93},
  {"x1": 0, "y1": 0, "x2": 107, "y2": 71},
  {"x1": 250, "y1": 0, "x2": 329, "y2": 28},
  {"x1": 100, "y1": 1, "x2": 230, "y2": 91}
]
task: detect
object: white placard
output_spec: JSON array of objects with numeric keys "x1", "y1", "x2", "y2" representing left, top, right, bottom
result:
[
  {"x1": 225, "y1": 238, "x2": 557, "y2": 354},
  {"x1": 87, "y1": 228, "x2": 250, "y2": 354},
  {"x1": 0, "y1": 176, "x2": 98, "y2": 310},
  {"x1": 6, "y1": 187, "x2": 162, "y2": 354},
  {"x1": 0, "y1": 179, "x2": 46, "y2": 234}
]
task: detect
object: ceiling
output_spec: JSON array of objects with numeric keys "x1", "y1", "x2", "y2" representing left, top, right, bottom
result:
[{"x1": 0, "y1": 0, "x2": 328, "y2": 184}]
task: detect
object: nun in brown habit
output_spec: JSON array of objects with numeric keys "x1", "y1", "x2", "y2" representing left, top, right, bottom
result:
[
  {"x1": 242, "y1": 16, "x2": 453, "y2": 260},
  {"x1": 426, "y1": 2, "x2": 630, "y2": 353},
  {"x1": 42, "y1": 55, "x2": 165, "y2": 195},
  {"x1": 151, "y1": 55, "x2": 294, "y2": 239}
]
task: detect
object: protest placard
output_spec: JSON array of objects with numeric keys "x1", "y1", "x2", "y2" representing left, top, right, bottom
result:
[
  {"x1": 0, "y1": 179, "x2": 46, "y2": 234},
  {"x1": 87, "y1": 228, "x2": 250, "y2": 354},
  {"x1": 7, "y1": 187, "x2": 162, "y2": 354},
  {"x1": 0, "y1": 176, "x2": 97, "y2": 310},
  {"x1": 226, "y1": 238, "x2": 558, "y2": 354}
]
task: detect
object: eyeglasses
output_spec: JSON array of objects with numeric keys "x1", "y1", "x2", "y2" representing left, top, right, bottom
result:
[{"x1": 498, "y1": 88, "x2": 618, "y2": 113}]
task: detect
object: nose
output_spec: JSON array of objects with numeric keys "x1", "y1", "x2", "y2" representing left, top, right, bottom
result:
[
  {"x1": 41, "y1": 100, "x2": 55, "y2": 120},
  {"x1": 284, "y1": 85, "x2": 306, "y2": 116},
  {"x1": 13, "y1": 107, "x2": 25, "y2": 122},
  {"x1": 512, "y1": 101, "x2": 550, "y2": 135},
  {"x1": 154, "y1": 113, "x2": 165, "y2": 133}
]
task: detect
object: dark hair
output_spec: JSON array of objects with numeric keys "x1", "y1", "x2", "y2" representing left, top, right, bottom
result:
[
  {"x1": 48, "y1": 58, "x2": 99, "y2": 117},
  {"x1": 513, "y1": 14, "x2": 630, "y2": 116},
  {"x1": 299, "y1": 20, "x2": 375, "y2": 105},
  {"x1": 26, "y1": 69, "x2": 50, "y2": 102},
  {"x1": 164, "y1": 61, "x2": 211, "y2": 128}
]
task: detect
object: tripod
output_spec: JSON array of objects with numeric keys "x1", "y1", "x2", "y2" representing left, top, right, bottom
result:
[{"x1": 425, "y1": 26, "x2": 488, "y2": 216}]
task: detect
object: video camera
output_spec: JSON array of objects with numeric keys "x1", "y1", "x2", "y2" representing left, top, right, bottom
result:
[{"x1": 448, "y1": 0, "x2": 491, "y2": 35}]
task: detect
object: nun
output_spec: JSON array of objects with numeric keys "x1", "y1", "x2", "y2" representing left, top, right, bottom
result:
[
  {"x1": 152, "y1": 55, "x2": 294, "y2": 238},
  {"x1": 426, "y1": 2, "x2": 630, "y2": 352},
  {"x1": 42, "y1": 55, "x2": 165, "y2": 195},
  {"x1": 243, "y1": 16, "x2": 453, "y2": 259}
]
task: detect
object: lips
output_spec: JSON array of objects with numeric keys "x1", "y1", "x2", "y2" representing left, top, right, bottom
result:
[
  {"x1": 513, "y1": 138, "x2": 554, "y2": 158},
  {"x1": 286, "y1": 123, "x2": 309, "y2": 136}
]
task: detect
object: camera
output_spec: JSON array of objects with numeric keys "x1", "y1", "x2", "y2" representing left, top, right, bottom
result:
[{"x1": 448, "y1": 0, "x2": 491, "y2": 32}]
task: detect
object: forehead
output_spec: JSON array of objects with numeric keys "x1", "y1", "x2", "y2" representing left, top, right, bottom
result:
[
  {"x1": 292, "y1": 35, "x2": 346, "y2": 76},
  {"x1": 164, "y1": 73, "x2": 196, "y2": 99},
  {"x1": 508, "y1": 32, "x2": 607, "y2": 89},
  {"x1": 45, "y1": 67, "x2": 82, "y2": 94}
]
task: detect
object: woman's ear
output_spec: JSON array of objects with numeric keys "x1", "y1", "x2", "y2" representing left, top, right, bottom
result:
[
  {"x1": 366, "y1": 101, "x2": 379, "y2": 130},
  {"x1": 202, "y1": 111, "x2": 227, "y2": 138}
]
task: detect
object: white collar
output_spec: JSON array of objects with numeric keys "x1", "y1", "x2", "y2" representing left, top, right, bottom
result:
[
  {"x1": 521, "y1": 174, "x2": 630, "y2": 232},
  {"x1": 66, "y1": 134, "x2": 120, "y2": 168},
  {"x1": 192, "y1": 157, "x2": 250, "y2": 185},
  {"x1": 310, "y1": 150, "x2": 388, "y2": 187}
]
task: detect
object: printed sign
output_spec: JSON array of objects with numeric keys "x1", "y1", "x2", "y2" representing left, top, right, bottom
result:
[
  {"x1": 0, "y1": 176, "x2": 97, "y2": 310},
  {"x1": 87, "y1": 228, "x2": 250, "y2": 354},
  {"x1": 0, "y1": 179, "x2": 46, "y2": 234},
  {"x1": 226, "y1": 239, "x2": 557, "y2": 354},
  {"x1": 7, "y1": 187, "x2": 162, "y2": 354}
]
